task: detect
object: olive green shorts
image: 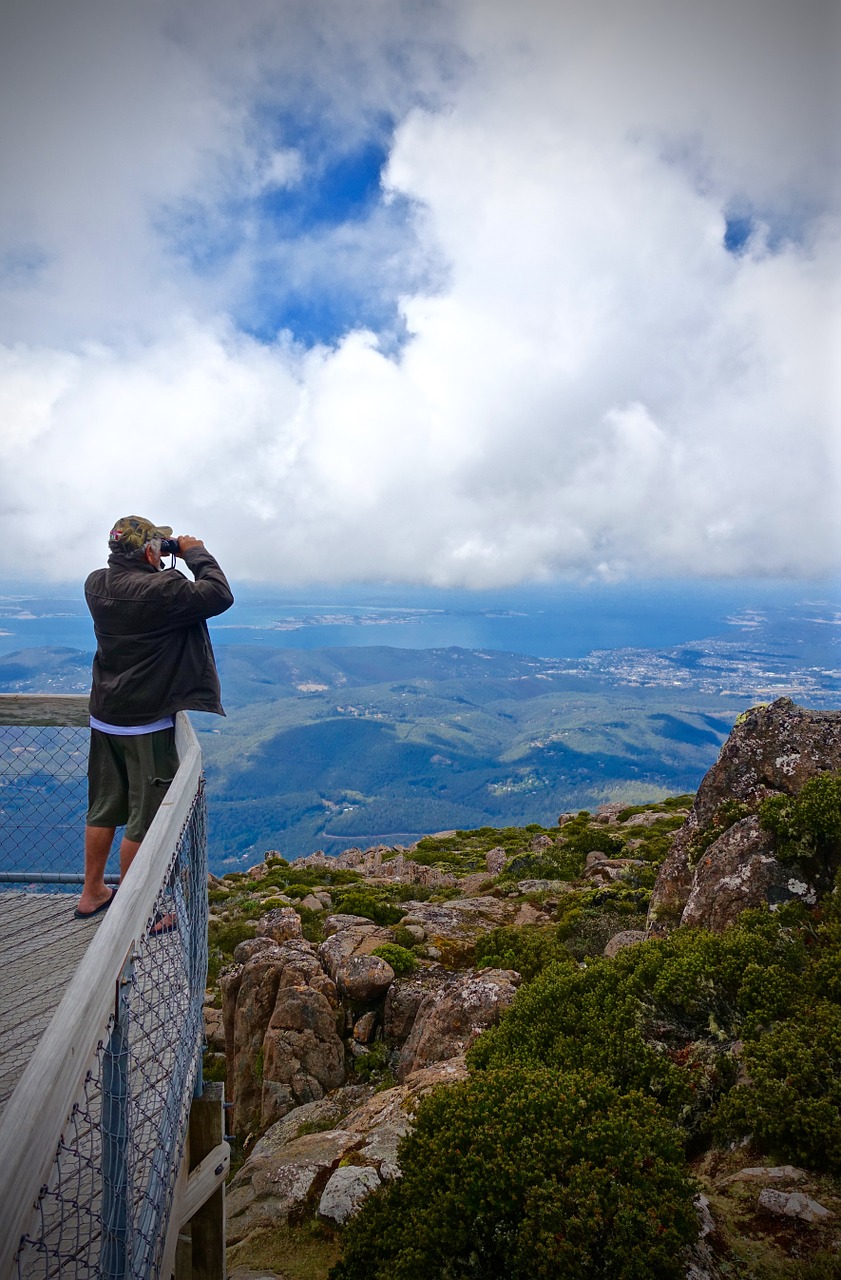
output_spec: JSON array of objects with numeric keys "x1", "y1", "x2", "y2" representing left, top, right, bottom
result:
[{"x1": 86, "y1": 727, "x2": 180, "y2": 842}]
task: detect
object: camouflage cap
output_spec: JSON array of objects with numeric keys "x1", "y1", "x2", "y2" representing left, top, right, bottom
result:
[{"x1": 108, "y1": 515, "x2": 173, "y2": 552}]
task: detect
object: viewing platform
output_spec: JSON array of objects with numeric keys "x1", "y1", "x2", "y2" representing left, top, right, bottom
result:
[{"x1": 0, "y1": 696, "x2": 227, "y2": 1280}]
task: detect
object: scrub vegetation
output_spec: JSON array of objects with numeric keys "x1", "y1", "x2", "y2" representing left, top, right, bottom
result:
[{"x1": 209, "y1": 791, "x2": 841, "y2": 1278}]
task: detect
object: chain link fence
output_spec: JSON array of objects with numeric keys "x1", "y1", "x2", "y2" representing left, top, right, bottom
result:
[
  {"x1": 0, "y1": 723, "x2": 122, "y2": 887},
  {"x1": 14, "y1": 780, "x2": 208, "y2": 1278}
]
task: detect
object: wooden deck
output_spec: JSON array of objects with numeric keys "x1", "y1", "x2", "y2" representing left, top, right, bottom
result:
[{"x1": 0, "y1": 892, "x2": 104, "y2": 1118}]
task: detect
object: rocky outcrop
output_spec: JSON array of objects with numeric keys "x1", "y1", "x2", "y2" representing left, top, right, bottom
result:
[
  {"x1": 227, "y1": 1058, "x2": 469, "y2": 1246},
  {"x1": 318, "y1": 918, "x2": 396, "y2": 988},
  {"x1": 335, "y1": 954, "x2": 395, "y2": 1002},
  {"x1": 396, "y1": 968, "x2": 520, "y2": 1081},
  {"x1": 582, "y1": 850, "x2": 645, "y2": 885},
  {"x1": 679, "y1": 816, "x2": 800, "y2": 932},
  {"x1": 222, "y1": 940, "x2": 345, "y2": 1135},
  {"x1": 383, "y1": 968, "x2": 454, "y2": 1045},
  {"x1": 648, "y1": 699, "x2": 841, "y2": 935},
  {"x1": 397, "y1": 896, "x2": 522, "y2": 965},
  {"x1": 292, "y1": 843, "x2": 459, "y2": 888}
]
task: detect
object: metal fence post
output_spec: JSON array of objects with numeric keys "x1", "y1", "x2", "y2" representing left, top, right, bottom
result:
[{"x1": 100, "y1": 956, "x2": 134, "y2": 1280}]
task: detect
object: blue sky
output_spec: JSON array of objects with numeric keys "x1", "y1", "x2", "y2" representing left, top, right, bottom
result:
[{"x1": 0, "y1": 0, "x2": 838, "y2": 586}]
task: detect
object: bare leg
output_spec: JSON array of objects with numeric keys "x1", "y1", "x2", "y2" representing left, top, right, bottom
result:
[
  {"x1": 78, "y1": 825, "x2": 116, "y2": 914},
  {"x1": 119, "y1": 836, "x2": 142, "y2": 881}
]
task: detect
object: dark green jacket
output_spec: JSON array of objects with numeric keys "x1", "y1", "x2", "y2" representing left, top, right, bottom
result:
[{"x1": 85, "y1": 547, "x2": 234, "y2": 726}]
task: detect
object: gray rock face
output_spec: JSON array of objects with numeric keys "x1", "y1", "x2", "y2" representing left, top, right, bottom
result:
[
  {"x1": 603, "y1": 930, "x2": 647, "y2": 958},
  {"x1": 222, "y1": 941, "x2": 344, "y2": 1135},
  {"x1": 227, "y1": 1057, "x2": 468, "y2": 1246},
  {"x1": 335, "y1": 954, "x2": 395, "y2": 1003},
  {"x1": 680, "y1": 817, "x2": 800, "y2": 932},
  {"x1": 318, "y1": 922, "x2": 395, "y2": 981},
  {"x1": 485, "y1": 847, "x2": 507, "y2": 874},
  {"x1": 256, "y1": 907, "x2": 303, "y2": 944},
  {"x1": 318, "y1": 1165, "x2": 382, "y2": 1225},
  {"x1": 383, "y1": 968, "x2": 453, "y2": 1045},
  {"x1": 757, "y1": 1189, "x2": 832, "y2": 1223},
  {"x1": 397, "y1": 968, "x2": 520, "y2": 1081},
  {"x1": 395, "y1": 897, "x2": 521, "y2": 966},
  {"x1": 648, "y1": 699, "x2": 841, "y2": 935}
]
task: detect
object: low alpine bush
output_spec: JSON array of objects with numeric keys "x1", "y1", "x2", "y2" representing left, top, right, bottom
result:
[{"x1": 330, "y1": 1068, "x2": 697, "y2": 1280}]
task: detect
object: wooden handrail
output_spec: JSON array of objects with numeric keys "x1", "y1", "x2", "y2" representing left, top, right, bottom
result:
[{"x1": 0, "y1": 712, "x2": 202, "y2": 1279}]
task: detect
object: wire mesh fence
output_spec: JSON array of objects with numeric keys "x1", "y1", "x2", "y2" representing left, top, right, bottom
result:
[
  {"x1": 0, "y1": 724, "x2": 122, "y2": 887},
  {"x1": 13, "y1": 781, "x2": 208, "y2": 1279}
]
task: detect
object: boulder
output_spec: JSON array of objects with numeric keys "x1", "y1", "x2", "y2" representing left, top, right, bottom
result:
[
  {"x1": 582, "y1": 852, "x2": 644, "y2": 885},
  {"x1": 227, "y1": 1127, "x2": 355, "y2": 1242},
  {"x1": 353, "y1": 1011, "x2": 378, "y2": 1043},
  {"x1": 395, "y1": 897, "x2": 520, "y2": 966},
  {"x1": 486, "y1": 847, "x2": 507, "y2": 874},
  {"x1": 298, "y1": 893, "x2": 325, "y2": 913},
  {"x1": 680, "y1": 817, "x2": 803, "y2": 932},
  {"x1": 233, "y1": 937, "x2": 277, "y2": 964},
  {"x1": 256, "y1": 907, "x2": 303, "y2": 944},
  {"x1": 319, "y1": 923, "x2": 395, "y2": 981},
  {"x1": 757, "y1": 1189, "x2": 832, "y2": 1223},
  {"x1": 648, "y1": 699, "x2": 841, "y2": 935},
  {"x1": 335, "y1": 954, "x2": 395, "y2": 1003},
  {"x1": 222, "y1": 941, "x2": 344, "y2": 1135},
  {"x1": 383, "y1": 968, "x2": 456, "y2": 1045},
  {"x1": 603, "y1": 930, "x2": 647, "y2": 958},
  {"x1": 623, "y1": 809, "x2": 686, "y2": 827},
  {"x1": 227, "y1": 1058, "x2": 468, "y2": 1245},
  {"x1": 322, "y1": 913, "x2": 378, "y2": 937},
  {"x1": 513, "y1": 901, "x2": 547, "y2": 927},
  {"x1": 529, "y1": 834, "x2": 554, "y2": 852},
  {"x1": 594, "y1": 802, "x2": 625, "y2": 824},
  {"x1": 397, "y1": 968, "x2": 520, "y2": 1081},
  {"x1": 318, "y1": 1166, "x2": 381, "y2": 1225}
]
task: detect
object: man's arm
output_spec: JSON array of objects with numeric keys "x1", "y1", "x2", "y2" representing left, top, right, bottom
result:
[{"x1": 158, "y1": 538, "x2": 234, "y2": 623}]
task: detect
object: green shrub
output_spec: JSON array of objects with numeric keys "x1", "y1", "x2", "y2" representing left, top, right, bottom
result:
[
  {"x1": 330, "y1": 886, "x2": 404, "y2": 927},
  {"x1": 370, "y1": 944, "x2": 417, "y2": 976},
  {"x1": 502, "y1": 851, "x2": 570, "y2": 881},
  {"x1": 352, "y1": 1039, "x2": 394, "y2": 1085},
  {"x1": 207, "y1": 919, "x2": 258, "y2": 981},
  {"x1": 474, "y1": 924, "x2": 575, "y2": 981},
  {"x1": 391, "y1": 925, "x2": 419, "y2": 950},
  {"x1": 562, "y1": 826, "x2": 626, "y2": 859},
  {"x1": 470, "y1": 914, "x2": 809, "y2": 1130},
  {"x1": 330, "y1": 1068, "x2": 697, "y2": 1280},
  {"x1": 714, "y1": 1000, "x2": 841, "y2": 1173},
  {"x1": 296, "y1": 905, "x2": 325, "y2": 944},
  {"x1": 760, "y1": 772, "x2": 841, "y2": 874}
]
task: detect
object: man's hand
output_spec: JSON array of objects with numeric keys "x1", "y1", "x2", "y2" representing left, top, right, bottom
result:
[{"x1": 177, "y1": 535, "x2": 205, "y2": 556}]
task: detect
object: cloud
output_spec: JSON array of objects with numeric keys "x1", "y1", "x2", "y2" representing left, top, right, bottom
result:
[{"x1": 0, "y1": 0, "x2": 838, "y2": 585}]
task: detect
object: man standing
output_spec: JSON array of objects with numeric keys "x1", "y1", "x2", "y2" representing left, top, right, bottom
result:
[{"x1": 75, "y1": 515, "x2": 233, "y2": 918}]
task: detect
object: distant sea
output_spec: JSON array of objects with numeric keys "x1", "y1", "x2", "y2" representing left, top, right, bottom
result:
[{"x1": 1, "y1": 577, "x2": 838, "y2": 662}]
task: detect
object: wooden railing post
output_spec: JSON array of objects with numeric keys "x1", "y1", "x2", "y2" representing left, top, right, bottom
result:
[{"x1": 184, "y1": 1082, "x2": 227, "y2": 1280}]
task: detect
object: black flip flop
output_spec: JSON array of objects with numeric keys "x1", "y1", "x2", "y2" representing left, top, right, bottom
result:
[{"x1": 73, "y1": 887, "x2": 116, "y2": 920}]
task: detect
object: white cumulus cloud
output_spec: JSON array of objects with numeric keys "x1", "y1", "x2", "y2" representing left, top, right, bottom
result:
[{"x1": 0, "y1": 0, "x2": 838, "y2": 585}]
